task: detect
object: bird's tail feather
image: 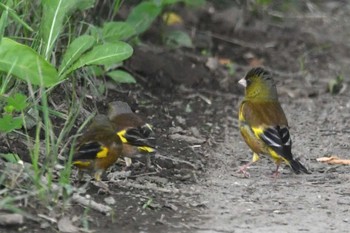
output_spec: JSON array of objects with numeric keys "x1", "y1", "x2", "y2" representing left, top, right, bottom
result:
[{"x1": 290, "y1": 159, "x2": 311, "y2": 174}]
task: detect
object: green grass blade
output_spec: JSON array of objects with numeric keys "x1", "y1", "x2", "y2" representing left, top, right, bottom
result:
[
  {"x1": 0, "y1": 5, "x2": 8, "y2": 42},
  {"x1": 40, "y1": 0, "x2": 94, "y2": 59},
  {"x1": 0, "y1": 3, "x2": 33, "y2": 32}
]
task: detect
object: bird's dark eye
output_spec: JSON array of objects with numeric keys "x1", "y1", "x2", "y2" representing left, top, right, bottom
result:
[
  {"x1": 263, "y1": 75, "x2": 272, "y2": 81},
  {"x1": 246, "y1": 78, "x2": 252, "y2": 85}
]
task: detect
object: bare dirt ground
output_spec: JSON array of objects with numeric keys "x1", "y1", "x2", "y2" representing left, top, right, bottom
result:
[{"x1": 2, "y1": 1, "x2": 350, "y2": 232}]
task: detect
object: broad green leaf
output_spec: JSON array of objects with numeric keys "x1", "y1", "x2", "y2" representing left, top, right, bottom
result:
[
  {"x1": 64, "y1": 42, "x2": 133, "y2": 77},
  {"x1": 0, "y1": 115, "x2": 22, "y2": 133},
  {"x1": 75, "y1": 0, "x2": 95, "y2": 11},
  {"x1": 58, "y1": 35, "x2": 96, "y2": 77},
  {"x1": 102, "y1": 22, "x2": 136, "y2": 42},
  {"x1": 164, "y1": 30, "x2": 193, "y2": 48},
  {"x1": 0, "y1": 38, "x2": 59, "y2": 86},
  {"x1": 86, "y1": 66, "x2": 104, "y2": 77},
  {"x1": 256, "y1": 0, "x2": 272, "y2": 5},
  {"x1": 126, "y1": 1, "x2": 161, "y2": 35},
  {"x1": 156, "y1": 0, "x2": 181, "y2": 5},
  {"x1": 153, "y1": 0, "x2": 204, "y2": 7},
  {"x1": 183, "y1": 0, "x2": 205, "y2": 6},
  {"x1": 106, "y1": 70, "x2": 136, "y2": 83},
  {"x1": 89, "y1": 26, "x2": 102, "y2": 41},
  {"x1": 4, "y1": 105, "x2": 15, "y2": 114},
  {"x1": 7, "y1": 93, "x2": 27, "y2": 111},
  {"x1": 40, "y1": 0, "x2": 94, "y2": 59}
]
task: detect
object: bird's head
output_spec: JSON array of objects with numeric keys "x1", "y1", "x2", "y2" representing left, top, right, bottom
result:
[
  {"x1": 108, "y1": 101, "x2": 133, "y2": 119},
  {"x1": 238, "y1": 67, "x2": 278, "y2": 100}
]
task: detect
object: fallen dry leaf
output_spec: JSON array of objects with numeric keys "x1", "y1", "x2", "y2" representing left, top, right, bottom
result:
[
  {"x1": 248, "y1": 57, "x2": 264, "y2": 67},
  {"x1": 162, "y1": 12, "x2": 183, "y2": 26},
  {"x1": 316, "y1": 156, "x2": 350, "y2": 165},
  {"x1": 218, "y1": 58, "x2": 232, "y2": 65},
  {"x1": 243, "y1": 52, "x2": 264, "y2": 67}
]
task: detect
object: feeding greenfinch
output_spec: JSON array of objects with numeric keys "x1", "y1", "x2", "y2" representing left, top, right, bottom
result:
[
  {"x1": 72, "y1": 115, "x2": 124, "y2": 181},
  {"x1": 108, "y1": 101, "x2": 155, "y2": 158}
]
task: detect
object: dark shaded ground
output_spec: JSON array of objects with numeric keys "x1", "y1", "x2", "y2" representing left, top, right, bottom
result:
[{"x1": 2, "y1": 1, "x2": 350, "y2": 232}]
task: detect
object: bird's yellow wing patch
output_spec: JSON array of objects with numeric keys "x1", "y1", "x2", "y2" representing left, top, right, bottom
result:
[
  {"x1": 96, "y1": 146, "x2": 108, "y2": 158},
  {"x1": 268, "y1": 148, "x2": 290, "y2": 165},
  {"x1": 117, "y1": 128, "x2": 155, "y2": 152},
  {"x1": 239, "y1": 104, "x2": 245, "y2": 122},
  {"x1": 251, "y1": 126, "x2": 289, "y2": 163},
  {"x1": 138, "y1": 146, "x2": 155, "y2": 153},
  {"x1": 117, "y1": 130, "x2": 128, "y2": 143},
  {"x1": 251, "y1": 126, "x2": 264, "y2": 139},
  {"x1": 73, "y1": 161, "x2": 91, "y2": 167}
]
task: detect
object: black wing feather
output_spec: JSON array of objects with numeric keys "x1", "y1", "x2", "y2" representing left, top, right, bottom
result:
[
  {"x1": 124, "y1": 128, "x2": 156, "y2": 148},
  {"x1": 260, "y1": 126, "x2": 293, "y2": 160},
  {"x1": 260, "y1": 126, "x2": 310, "y2": 174},
  {"x1": 73, "y1": 142, "x2": 103, "y2": 161}
]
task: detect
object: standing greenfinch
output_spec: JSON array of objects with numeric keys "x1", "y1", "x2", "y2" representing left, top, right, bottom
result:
[{"x1": 238, "y1": 67, "x2": 309, "y2": 177}]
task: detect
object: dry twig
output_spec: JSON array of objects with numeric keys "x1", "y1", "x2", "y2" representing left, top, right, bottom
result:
[{"x1": 71, "y1": 194, "x2": 112, "y2": 214}]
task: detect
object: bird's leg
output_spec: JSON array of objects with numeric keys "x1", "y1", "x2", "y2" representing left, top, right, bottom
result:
[
  {"x1": 145, "y1": 155, "x2": 154, "y2": 171},
  {"x1": 238, "y1": 153, "x2": 260, "y2": 177},
  {"x1": 272, "y1": 162, "x2": 281, "y2": 179},
  {"x1": 74, "y1": 170, "x2": 86, "y2": 184},
  {"x1": 77, "y1": 170, "x2": 84, "y2": 182},
  {"x1": 92, "y1": 170, "x2": 111, "y2": 193},
  {"x1": 238, "y1": 163, "x2": 252, "y2": 178},
  {"x1": 94, "y1": 170, "x2": 102, "y2": 182}
]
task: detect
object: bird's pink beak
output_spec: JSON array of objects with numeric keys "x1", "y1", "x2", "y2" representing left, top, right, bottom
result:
[{"x1": 238, "y1": 78, "x2": 247, "y2": 87}]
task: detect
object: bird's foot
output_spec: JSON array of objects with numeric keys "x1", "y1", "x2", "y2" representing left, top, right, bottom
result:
[
  {"x1": 91, "y1": 180, "x2": 111, "y2": 194},
  {"x1": 271, "y1": 164, "x2": 280, "y2": 179},
  {"x1": 237, "y1": 164, "x2": 251, "y2": 178},
  {"x1": 271, "y1": 170, "x2": 280, "y2": 179}
]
